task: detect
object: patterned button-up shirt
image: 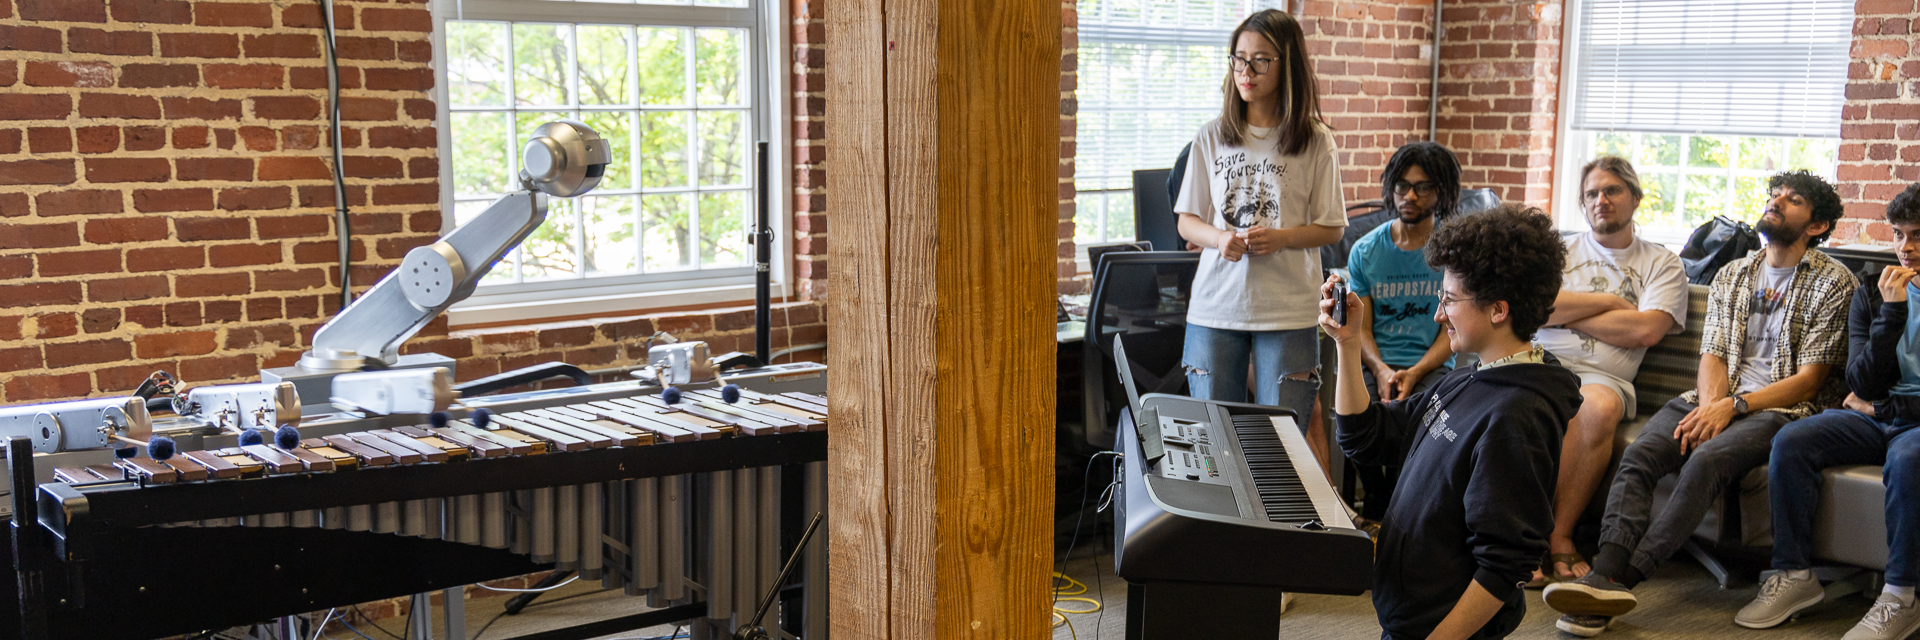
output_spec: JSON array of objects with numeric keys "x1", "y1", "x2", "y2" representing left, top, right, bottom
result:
[{"x1": 1682, "y1": 248, "x2": 1857, "y2": 420}]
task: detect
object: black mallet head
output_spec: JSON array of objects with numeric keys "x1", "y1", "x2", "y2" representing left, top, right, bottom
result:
[
  {"x1": 662, "y1": 386, "x2": 683, "y2": 405},
  {"x1": 472, "y1": 407, "x2": 492, "y2": 428},
  {"x1": 429, "y1": 412, "x2": 450, "y2": 429},
  {"x1": 721, "y1": 384, "x2": 741, "y2": 404}
]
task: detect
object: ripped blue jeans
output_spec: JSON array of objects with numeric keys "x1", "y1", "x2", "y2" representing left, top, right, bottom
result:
[{"x1": 1181, "y1": 324, "x2": 1320, "y2": 420}]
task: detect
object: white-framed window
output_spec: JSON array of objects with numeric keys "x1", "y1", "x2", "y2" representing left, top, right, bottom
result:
[
  {"x1": 1552, "y1": 0, "x2": 1852, "y2": 242},
  {"x1": 431, "y1": 0, "x2": 787, "y2": 325},
  {"x1": 1073, "y1": 0, "x2": 1280, "y2": 250}
]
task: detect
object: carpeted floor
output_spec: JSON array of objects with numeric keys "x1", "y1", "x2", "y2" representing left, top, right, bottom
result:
[{"x1": 1050, "y1": 544, "x2": 1882, "y2": 640}]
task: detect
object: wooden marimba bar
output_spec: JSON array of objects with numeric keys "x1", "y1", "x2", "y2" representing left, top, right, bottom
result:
[{"x1": 15, "y1": 380, "x2": 829, "y2": 640}]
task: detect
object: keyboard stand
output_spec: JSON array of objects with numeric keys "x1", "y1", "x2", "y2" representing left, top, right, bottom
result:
[{"x1": 1124, "y1": 580, "x2": 1286, "y2": 640}]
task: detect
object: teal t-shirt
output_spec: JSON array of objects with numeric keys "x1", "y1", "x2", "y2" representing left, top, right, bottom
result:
[
  {"x1": 1894, "y1": 284, "x2": 1920, "y2": 397},
  {"x1": 1346, "y1": 223, "x2": 1450, "y2": 369}
]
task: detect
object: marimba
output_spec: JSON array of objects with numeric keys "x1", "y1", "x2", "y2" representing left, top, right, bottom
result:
[{"x1": 4, "y1": 364, "x2": 829, "y2": 640}]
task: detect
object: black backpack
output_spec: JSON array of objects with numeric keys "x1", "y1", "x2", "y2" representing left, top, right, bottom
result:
[{"x1": 1680, "y1": 215, "x2": 1762, "y2": 285}]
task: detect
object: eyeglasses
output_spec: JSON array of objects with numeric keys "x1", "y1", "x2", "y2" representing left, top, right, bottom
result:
[
  {"x1": 1393, "y1": 181, "x2": 1438, "y2": 197},
  {"x1": 1436, "y1": 292, "x2": 1479, "y2": 309},
  {"x1": 1227, "y1": 54, "x2": 1277, "y2": 75},
  {"x1": 1582, "y1": 185, "x2": 1630, "y2": 203}
]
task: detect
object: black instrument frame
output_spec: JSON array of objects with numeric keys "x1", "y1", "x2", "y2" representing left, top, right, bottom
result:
[{"x1": 7, "y1": 430, "x2": 826, "y2": 640}]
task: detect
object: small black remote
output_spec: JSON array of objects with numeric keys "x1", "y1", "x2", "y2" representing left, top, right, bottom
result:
[{"x1": 1331, "y1": 282, "x2": 1348, "y2": 326}]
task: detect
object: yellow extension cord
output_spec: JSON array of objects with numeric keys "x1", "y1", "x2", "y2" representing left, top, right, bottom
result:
[{"x1": 1051, "y1": 572, "x2": 1103, "y2": 640}]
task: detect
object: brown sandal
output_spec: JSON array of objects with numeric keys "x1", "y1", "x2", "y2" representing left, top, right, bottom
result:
[
  {"x1": 1549, "y1": 552, "x2": 1590, "y2": 582},
  {"x1": 1525, "y1": 552, "x2": 1589, "y2": 589}
]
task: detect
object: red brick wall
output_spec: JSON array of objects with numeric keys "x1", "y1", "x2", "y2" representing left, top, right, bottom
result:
[
  {"x1": 1432, "y1": 0, "x2": 1562, "y2": 209},
  {"x1": 0, "y1": 0, "x2": 827, "y2": 403},
  {"x1": 1834, "y1": 0, "x2": 1920, "y2": 244},
  {"x1": 1061, "y1": 0, "x2": 1080, "y2": 294},
  {"x1": 1302, "y1": 0, "x2": 1441, "y2": 206}
]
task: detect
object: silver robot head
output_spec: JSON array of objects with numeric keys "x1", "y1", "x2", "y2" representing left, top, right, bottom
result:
[{"x1": 519, "y1": 120, "x2": 612, "y2": 198}]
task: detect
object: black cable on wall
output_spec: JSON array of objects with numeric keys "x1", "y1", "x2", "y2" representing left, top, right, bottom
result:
[{"x1": 319, "y1": 0, "x2": 353, "y2": 309}]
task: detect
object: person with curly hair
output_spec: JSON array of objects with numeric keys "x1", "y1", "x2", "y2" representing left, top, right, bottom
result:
[
  {"x1": 1737, "y1": 182, "x2": 1920, "y2": 640},
  {"x1": 1322, "y1": 205, "x2": 1583, "y2": 640},
  {"x1": 1173, "y1": 9, "x2": 1345, "y2": 421},
  {"x1": 1544, "y1": 170, "x2": 1857, "y2": 637}
]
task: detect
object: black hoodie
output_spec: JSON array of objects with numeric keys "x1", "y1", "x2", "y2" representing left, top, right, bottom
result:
[{"x1": 1336, "y1": 353, "x2": 1583, "y2": 640}]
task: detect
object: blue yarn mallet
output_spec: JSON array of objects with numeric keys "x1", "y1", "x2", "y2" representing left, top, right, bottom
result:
[
  {"x1": 662, "y1": 386, "x2": 683, "y2": 405},
  {"x1": 275, "y1": 426, "x2": 301, "y2": 450},
  {"x1": 147, "y1": 436, "x2": 176, "y2": 461}
]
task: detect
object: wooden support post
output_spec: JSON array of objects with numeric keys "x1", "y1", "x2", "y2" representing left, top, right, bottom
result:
[{"x1": 825, "y1": 0, "x2": 1059, "y2": 635}]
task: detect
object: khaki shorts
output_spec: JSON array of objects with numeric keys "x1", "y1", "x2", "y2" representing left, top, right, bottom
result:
[{"x1": 1558, "y1": 358, "x2": 1637, "y2": 421}]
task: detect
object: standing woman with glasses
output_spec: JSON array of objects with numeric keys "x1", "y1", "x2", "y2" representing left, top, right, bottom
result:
[{"x1": 1174, "y1": 8, "x2": 1346, "y2": 420}]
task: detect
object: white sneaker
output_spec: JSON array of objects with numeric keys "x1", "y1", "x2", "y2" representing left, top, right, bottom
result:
[
  {"x1": 1843, "y1": 594, "x2": 1920, "y2": 640},
  {"x1": 1735, "y1": 572, "x2": 1825, "y2": 629}
]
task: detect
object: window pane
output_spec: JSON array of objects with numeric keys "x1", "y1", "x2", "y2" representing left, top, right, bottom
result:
[
  {"x1": 1787, "y1": 139, "x2": 1838, "y2": 174},
  {"x1": 1594, "y1": 132, "x2": 1632, "y2": 159},
  {"x1": 1688, "y1": 136, "x2": 1728, "y2": 169},
  {"x1": 451, "y1": 111, "x2": 511, "y2": 198},
  {"x1": 637, "y1": 28, "x2": 688, "y2": 106},
  {"x1": 638, "y1": 111, "x2": 690, "y2": 188},
  {"x1": 577, "y1": 25, "x2": 633, "y2": 106},
  {"x1": 697, "y1": 0, "x2": 747, "y2": 6},
  {"x1": 523, "y1": 198, "x2": 580, "y2": 280},
  {"x1": 697, "y1": 110, "x2": 745, "y2": 186},
  {"x1": 514, "y1": 24, "x2": 573, "y2": 107},
  {"x1": 1641, "y1": 135, "x2": 1679, "y2": 167},
  {"x1": 699, "y1": 191, "x2": 748, "y2": 267},
  {"x1": 447, "y1": 22, "x2": 508, "y2": 107},
  {"x1": 642, "y1": 193, "x2": 692, "y2": 271},
  {"x1": 584, "y1": 195, "x2": 638, "y2": 275},
  {"x1": 1075, "y1": 192, "x2": 1104, "y2": 243},
  {"x1": 1107, "y1": 191, "x2": 1135, "y2": 243},
  {"x1": 578, "y1": 110, "x2": 633, "y2": 190},
  {"x1": 1734, "y1": 176, "x2": 1769, "y2": 220},
  {"x1": 1641, "y1": 173, "x2": 1677, "y2": 225},
  {"x1": 1736, "y1": 137, "x2": 1783, "y2": 172},
  {"x1": 695, "y1": 29, "x2": 743, "y2": 106},
  {"x1": 1683, "y1": 174, "x2": 1728, "y2": 227}
]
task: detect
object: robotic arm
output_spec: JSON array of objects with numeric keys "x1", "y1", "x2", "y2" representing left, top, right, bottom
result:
[{"x1": 298, "y1": 121, "x2": 612, "y2": 371}]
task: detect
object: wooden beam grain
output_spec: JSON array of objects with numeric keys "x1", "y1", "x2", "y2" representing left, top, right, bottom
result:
[{"x1": 827, "y1": 0, "x2": 1059, "y2": 635}]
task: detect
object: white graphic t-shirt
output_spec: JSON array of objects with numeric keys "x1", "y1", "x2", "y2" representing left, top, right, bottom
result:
[
  {"x1": 1173, "y1": 120, "x2": 1346, "y2": 331},
  {"x1": 1535, "y1": 232, "x2": 1689, "y2": 382}
]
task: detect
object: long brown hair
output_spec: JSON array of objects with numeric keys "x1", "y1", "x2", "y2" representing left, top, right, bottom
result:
[{"x1": 1219, "y1": 9, "x2": 1324, "y2": 155}]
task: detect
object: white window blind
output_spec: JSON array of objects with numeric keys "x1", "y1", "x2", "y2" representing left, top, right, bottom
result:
[
  {"x1": 1569, "y1": 0, "x2": 1852, "y2": 138},
  {"x1": 1073, "y1": 0, "x2": 1278, "y2": 245}
]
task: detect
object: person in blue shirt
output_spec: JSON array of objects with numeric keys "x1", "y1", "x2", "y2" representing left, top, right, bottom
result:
[
  {"x1": 1343, "y1": 141, "x2": 1462, "y2": 522},
  {"x1": 1730, "y1": 183, "x2": 1920, "y2": 640}
]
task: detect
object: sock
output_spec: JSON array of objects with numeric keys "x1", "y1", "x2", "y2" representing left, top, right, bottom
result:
[
  {"x1": 1786, "y1": 569, "x2": 1815, "y2": 581},
  {"x1": 1886, "y1": 584, "x2": 1916, "y2": 606},
  {"x1": 1593, "y1": 544, "x2": 1631, "y2": 579},
  {"x1": 1592, "y1": 544, "x2": 1645, "y2": 588}
]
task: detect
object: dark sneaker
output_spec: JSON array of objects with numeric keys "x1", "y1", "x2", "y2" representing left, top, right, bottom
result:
[
  {"x1": 1544, "y1": 573, "x2": 1638, "y2": 617},
  {"x1": 1557, "y1": 614, "x2": 1612, "y2": 637},
  {"x1": 1735, "y1": 571, "x2": 1825, "y2": 629}
]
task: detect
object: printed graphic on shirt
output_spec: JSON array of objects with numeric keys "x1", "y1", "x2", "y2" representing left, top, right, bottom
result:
[
  {"x1": 1566, "y1": 259, "x2": 1647, "y2": 355},
  {"x1": 1423, "y1": 405, "x2": 1457, "y2": 442},
  {"x1": 1211, "y1": 150, "x2": 1287, "y2": 229}
]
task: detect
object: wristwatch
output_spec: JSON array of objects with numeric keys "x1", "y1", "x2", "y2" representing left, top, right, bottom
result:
[{"x1": 1731, "y1": 394, "x2": 1750, "y2": 417}]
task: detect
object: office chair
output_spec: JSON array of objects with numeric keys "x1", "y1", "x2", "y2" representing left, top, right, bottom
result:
[{"x1": 1081, "y1": 251, "x2": 1199, "y2": 449}]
